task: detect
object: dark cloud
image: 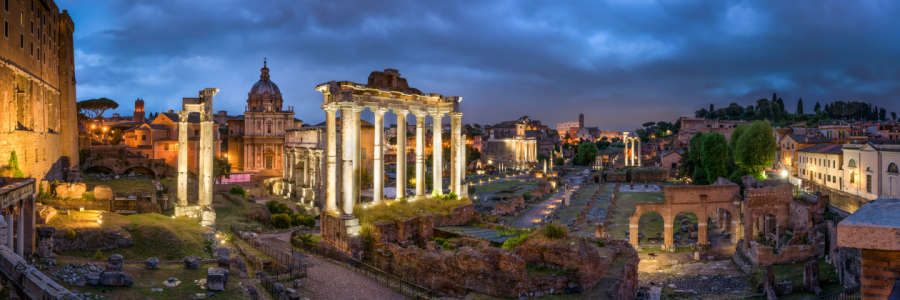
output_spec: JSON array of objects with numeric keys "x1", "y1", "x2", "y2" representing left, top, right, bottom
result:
[{"x1": 58, "y1": 0, "x2": 900, "y2": 130}]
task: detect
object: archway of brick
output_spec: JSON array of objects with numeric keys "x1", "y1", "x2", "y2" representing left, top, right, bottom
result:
[
  {"x1": 632, "y1": 211, "x2": 665, "y2": 246},
  {"x1": 84, "y1": 166, "x2": 115, "y2": 174},
  {"x1": 708, "y1": 209, "x2": 733, "y2": 234},
  {"x1": 672, "y1": 211, "x2": 700, "y2": 247},
  {"x1": 751, "y1": 213, "x2": 778, "y2": 247},
  {"x1": 123, "y1": 166, "x2": 156, "y2": 177}
]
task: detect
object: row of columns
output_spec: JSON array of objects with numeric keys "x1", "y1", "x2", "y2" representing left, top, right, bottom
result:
[
  {"x1": 323, "y1": 102, "x2": 465, "y2": 220},
  {"x1": 3, "y1": 198, "x2": 31, "y2": 258},
  {"x1": 515, "y1": 140, "x2": 538, "y2": 164},
  {"x1": 623, "y1": 133, "x2": 641, "y2": 167},
  {"x1": 284, "y1": 149, "x2": 323, "y2": 203}
]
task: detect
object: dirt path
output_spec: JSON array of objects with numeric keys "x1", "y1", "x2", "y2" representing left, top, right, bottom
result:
[
  {"x1": 259, "y1": 233, "x2": 409, "y2": 300},
  {"x1": 510, "y1": 173, "x2": 584, "y2": 228}
]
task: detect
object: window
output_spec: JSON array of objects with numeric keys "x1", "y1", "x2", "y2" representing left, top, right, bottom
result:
[
  {"x1": 19, "y1": 33, "x2": 22, "y2": 48},
  {"x1": 267, "y1": 124, "x2": 272, "y2": 134},
  {"x1": 30, "y1": 21, "x2": 32, "y2": 34},
  {"x1": 194, "y1": 129, "x2": 199, "y2": 136},
  {"x1": 30, "y1": 42, "x2": 33, "y2": 55},
  {"x1": 141, "y1": 135, "x2": 146, "y2": 141},
  {"x1": 867, "y1": 175, "x2": 872, "y2": 193},
  {"x1": 890, "y1": 163, "x2": 899, "y2": 174},
  {"x1": 848, "y1": 159, "x2": 856, "y2": 168},
  {"x1": 850, "y1": 172, "x2": 855, "y2": 184},
  {"x1": 4, "y1": 0, "x2": 7, "y2": 12},
  {"x1": 164, "y1": 144, "x2": 169, "y2": 151},
  {"x1": 4, "y1": 21, "x2": 7, "y2": 37}
]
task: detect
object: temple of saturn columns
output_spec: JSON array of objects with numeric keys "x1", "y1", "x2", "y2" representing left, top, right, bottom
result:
[
  {"x1": 175, "y1": 88, "x2": 220, "y2": 226},
  {"x1": 315, "y1": 69, "x2": 465, "y2": 255},
  {"x1": 623, "y1": 132, "x2": 642, "y2": 167}
]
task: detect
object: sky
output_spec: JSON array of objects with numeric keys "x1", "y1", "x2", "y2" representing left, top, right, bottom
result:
[{"x1": 59, "y1": 0, "x2": 900, "y2": 131}]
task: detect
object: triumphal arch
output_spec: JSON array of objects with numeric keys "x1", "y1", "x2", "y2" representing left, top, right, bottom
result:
[
  {"x1": 315, "y1": 69, "x2": 465, "y2": 255},
  {"x1": 629, "y1": 178, "x2": 741, "y2": 251}
]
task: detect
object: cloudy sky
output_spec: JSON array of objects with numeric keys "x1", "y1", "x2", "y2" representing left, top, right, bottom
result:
[{"x1": 59, "y1": 0, "x2": 900, "y2": 131}]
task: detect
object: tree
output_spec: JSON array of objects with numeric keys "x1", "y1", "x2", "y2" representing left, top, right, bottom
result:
[
  {"x1": 796, "y1": 98, "x2": 804, "y2": 115},
  {"x1": 576, "y1": 141, "x2": 599, "y2": 166},
  {"x1": 814, "y1": 102, "x2": 821, "y2": 113},
  {"x1": 709, "y1": 104, "x2": 715, "y2": 118},
  {"x1": 76, "y1": 98, "x2": 119, "y2": 124},
  {"x1": 880, "y1": 108, "x2": 887, "y2": 121},
  {"x1": 892, "y1": 112, "x2": 897, "y2": 120},
  {"x1": 678, "y1": 132, "x2": 704, "y2": 180},
  {"x1": 695, "y1": 108, "x2": 709, "y2": 118},
  {"x1": 109, "y1": 128, "x2": 125, "y2": 145},
  {"x1": 700, "y1": 132, "x2": 728, "y2": 183},
  {"x1": 734, "y1": 120, "x2": 777, "y2": 178},
  {"x1": 214, "y1": 156, "x2": 232, "y2": 183},
  {"x1": 642, "y1": 122, "x2": 656, "y2": 127}
]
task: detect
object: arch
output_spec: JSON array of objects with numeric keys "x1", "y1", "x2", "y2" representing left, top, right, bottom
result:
[
  {"x1": 848, "y1": 159, "x2": 857, "y2": 168},
  {"x1": 633, "y1": 211, "x2": 665, "y2": 246},
  {"x1": 752, "y1": 213, "x2": 778, "y2": 247},
  {"x1": 84, "y1": 166, "x2": 115, "y2": 174},
  {"x1": 888, "y1": 162, "x2": 899, "y2": 174},
  {"x1": 672, "y1": 211, "x2": 700, "y2": 247},
  {"x1": 123, "y1": 166, "x2": 156, "y2": 177}
]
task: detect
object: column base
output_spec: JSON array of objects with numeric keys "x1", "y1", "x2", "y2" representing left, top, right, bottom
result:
[
  {"x1": 175, "y1": 205, "x2": 202, "y2": 218},
  {"x1": 320, "y1": 212, "x2": 363, "y2": 258},
  {"x1": 697, "y1": 244, "x2": 710, "y2": 251},
  {"x1": 338, "y1": 213, "x2": 356, "y2": 220},
  {"x1": 664, "y1": 245, "x2": 677, "y2": 252}
]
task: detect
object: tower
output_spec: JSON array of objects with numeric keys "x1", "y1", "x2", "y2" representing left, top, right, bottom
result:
[
  {"x1": 578, "y1": 113, "x2": 584, "y2": 128},
  {"x1": 134, "y1": 99, "x2": 146, "y2": 123}
]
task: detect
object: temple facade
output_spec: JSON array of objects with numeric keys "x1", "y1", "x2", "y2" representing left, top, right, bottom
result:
[
  {"x1": 227, "y1": 62, "x2": 302, "y2": 176},
  {"x1": 482, "y1": 117, "x2": 538, "y2": 169}
]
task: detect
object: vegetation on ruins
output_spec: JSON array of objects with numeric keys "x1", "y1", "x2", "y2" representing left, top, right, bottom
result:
[
  {"x1": 76, "y1": 97, "x2": 120, "y2": 124},
  {"x1": 353, "y1": 196, "x2": 471, "y2": 224},
  {"x1": 228, "y1": 186, "x2": 247, "y2": 197},
  {"x1": 0, "y1": 151, "x2": 25, "y2": 178},
  {"x1": 542, "y1": 222, "x2": 568, "y2": 239}
]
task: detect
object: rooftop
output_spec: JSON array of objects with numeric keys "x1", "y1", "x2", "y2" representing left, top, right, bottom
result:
[
  {"x1": 796, "y1": 144, "x2": 843, "y2": 155},
  {"x1": 837, "y1": 198, "x2": 900, "y2": 251}
]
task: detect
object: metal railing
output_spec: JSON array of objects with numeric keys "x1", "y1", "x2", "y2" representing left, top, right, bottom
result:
[
  {"x1": 259, "y1": 273, "x2": 292, "y2": 300},
  {"x1": 812, "y1": 285, "x2": 860, "y2": 300},
  {"x1": 290, "y1": 238, "x2": 436, "y2": 300},
  {"x1": 230, "y1": 225, "x2": 307, "y2": 279}
]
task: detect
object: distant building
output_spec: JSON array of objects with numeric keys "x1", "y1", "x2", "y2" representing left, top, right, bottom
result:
[
  {"x1": 797, "y1": 144, "x2": 844, "y2": 191},
  {"x1": 677, "y1": 117, "x2": 748, "y2": 148},
  {"x1": 778, "y1": 134, "x2": 833, "y2": 174},
  {"x1": 482, "y1": 117, "x2": 538, "y2": 168}
]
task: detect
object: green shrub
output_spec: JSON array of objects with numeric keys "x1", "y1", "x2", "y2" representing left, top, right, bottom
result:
[
  {"x1": 359, "y1": 223, "x2": 375, "y2": 250},
  {"x1": 295, "y1": 233, "x2": 316, "y2": 246},
  {"x1": 522, "y1": 192, "x2": 532, "y2": 200},
  {"x1": 228, "y1": 186, "x2": 247, "y2": 197},
  {"x1": 270, "y1": 213, "x2": 292, "y2": 229},
  {"x1": 81, "y1": 192, "x2": 96, "y2": 201},
  {"x1": 543, "y1": 222, "x2": 568, "y2": 239},
  {"x1": 92, "y1": 250, "x2": 104, "y2": 259},
  {"x1": 290, "y1": 214, "x2": 315, "y2": 228},
  {"x1": 501, "y1": 234, "x2": 529, "y2": 251},
  {"x1": 265, "y1": 200, "x2": 292, "y2": 215},
  {"x1": 67, "y1": 229, "x2": 77, "y2": 240}
]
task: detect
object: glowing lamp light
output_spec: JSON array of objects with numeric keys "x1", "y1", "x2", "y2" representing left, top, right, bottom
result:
[
  {"x1": 97, "y1": 220, "x2": 102, "y2": 224},
  {"x1": 781, "y1": 170, "x2": 788, "y2": 178}
]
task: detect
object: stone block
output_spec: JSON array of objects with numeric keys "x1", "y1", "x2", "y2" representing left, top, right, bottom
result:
[
  {"x1": 85, "y1": 272, "x2": 101, "y2": 286},
  {"x1": 292, "y1": 279, "x2": 302, "y2": 288},
  {"x1": 107, "y1": 254, "x2": 123, "y2": 272},
  {"x1": 36, "y1": 226, "x2": 55, "y2": 258},
  {"x1": 206, "y1": 267, "x2": 228, "y2": 291},
  {"x1": 217, "y1": 247, "x2": 230, "y2": 268},
  {"x1": 184, "y1": 256, "x2": 200, "y2": 269},
  {"x1": 116, "y1": 237, "x2": 133, "y2": 248},
  {"x1": 93, "y1": 185, "x2": 114, "y2": 200},
  {"x1": 55, "y1": 183, "x2": 86, "y2": 198},
  {"x1": 145, "y1": 257, "x2": 159, "y2": 270},
  {"x1": 274, "y1": 283, "x2": 284, "y2": 293},
  {"x1": 36, "y1": 205, "x2": 57, "y2": 224},
  {"x1": 99, "y1": 272, "x2": 134, "y2": 286},
  {"x1": 246, "y1": 285, "x2": 259, "y2": 299}
]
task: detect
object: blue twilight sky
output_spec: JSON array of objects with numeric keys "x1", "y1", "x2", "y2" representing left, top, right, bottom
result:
[{"x1": 58, "y1": 0, "x2": 900, "y2": 131}]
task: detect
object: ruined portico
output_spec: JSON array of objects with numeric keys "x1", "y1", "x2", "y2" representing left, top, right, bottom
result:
[
  {"x1": 175, "y1": 88, "x2": 220, "y2": 227},
  {"x1": 315, "y1": 69, "x2": 465, "y2": 255},
  {"x1": 629, "y1": 178, "x2": 741, "y2": 251},
  {"x1": 623, "y1": 132, "x2": 641, "y2": 167}
]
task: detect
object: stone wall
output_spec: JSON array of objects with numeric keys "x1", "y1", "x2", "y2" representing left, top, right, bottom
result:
[
  {"x1": 745, "y1": 241, "x2": 826, "y2": 266},
  {"x1": 630, "y1": 168, "x2": 668, "y2": 183},
  {"x1": 606, "y1": 172, "x2": 627, "y2": 183},
  {"x1": 50, "y1": 227, "x2": 129, "y2": 252},
  {"x1": 52, "y1": 183, "x2": 114, "y2": 200}
]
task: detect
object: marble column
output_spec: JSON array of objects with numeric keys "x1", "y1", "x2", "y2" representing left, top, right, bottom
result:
[
  {"x1": 199, "y1": 111, "x2": 214, "y2": 207},
  {"x1": 637, "y1": 139, "x2": 642, "y2": 167},
  {"x1": 459, "y1": 131, "x2": 467, "y2": 195},
  {"x1": 17, "y1": 204, "x2": 24, "y2": 257},
  {"x1": 431, "y1": 112, "x2": 444, "y2": 195},
  {"x1": 373, "y1": 108, "x2": 387, "y2": 203},
  {"x1": 449, "y1": 112, "x2": 461, "y2": 194},
  {"x1": 396, "y1": 110, "x2": 409, "y2": 199},
  {"x1": 324, "y1": 104, "x2": 338, "y2": 213},
  {"x1": 177, "y1": 111, "x2": 190, "y2": 206},
  {"x1": 415, "y1": 111, "x2": 427, "y2": 197},
  {"x1": 340, "y1": 104, "x2": 357, "y2": 218},
  {"x1": 353, "y1": 106, "x2": 363, "y2": 206}
]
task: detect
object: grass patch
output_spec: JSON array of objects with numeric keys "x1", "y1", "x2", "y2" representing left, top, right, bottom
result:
[
  {"x1": 354, "y1": 197, "x2": 471, "y2": 224},
  {"x1": 607, "y1": 191, "x2": 665, "y2": 240},
  {"x1": 83, "y1": 177, "x2": 155, "y2": 193},
  {"x1": 473, "y1": 180, "x2": 537, "y2": 195},
  {"x1": 49, "y1": 211, "x2": 209, "y2": 261}
]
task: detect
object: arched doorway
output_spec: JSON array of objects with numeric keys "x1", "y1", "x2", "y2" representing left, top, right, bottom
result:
[
  {"x1": 264, "y1": 149, "x2": 275, "y2": 170},
  {"x1": 124, "y1": 166, "x2": 156, "y2": 177},
  {"x1": 84, "y1": 166, "x2": 115, "y2": 174},
  {"x1": 753, "y1": 213, "x2": 778, "y2": 247},
  {"x1": 673, "y1": 211, "x2": 699, "y2": 248},
  {"x1": 634, "y1": 211, "x2": 664, "y2": 246}
]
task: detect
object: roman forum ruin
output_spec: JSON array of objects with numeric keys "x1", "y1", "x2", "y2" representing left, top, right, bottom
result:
[
  {"x1": 623, "y1": 132, "x2": 642, "y2": 166},
  {"x1": 175, "y1": 88, "x2": 221, "y2": 226},
  {"x1": 314, "y1": 69, "x2": 465, "y2": 253}
]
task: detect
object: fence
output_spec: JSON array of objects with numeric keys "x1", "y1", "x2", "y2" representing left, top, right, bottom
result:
[
  {"x1": 812, "y1": 285, "x2": 860, "y2": 300},
  {"x1": 259, "y1": 274, "x2": 291, "y2": 300},
  {"x1": 230, "y1": 225, "x2": 307, "y2": 279},
  {"x1": 799, "y1": 181, "x2": 869, "y2": 214},
  {"x1": 290, "y1": 237, "x2": 435, "y2": 300}
]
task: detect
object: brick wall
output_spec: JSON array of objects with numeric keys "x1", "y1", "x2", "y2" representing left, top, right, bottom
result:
[{"x1": 859, "y1": 249, "x2": 900, "y2": 299}]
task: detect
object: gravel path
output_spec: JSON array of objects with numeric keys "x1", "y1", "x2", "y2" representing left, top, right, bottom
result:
[
  {"x1": 638, "y1": 272, "x2": 752, "y2": 294},
  {"x1": 260, "y1": 233, "x2": 409, "y2": 300},
  {"x1": 510, "y1": 172, "x2": 584, "y2": 228}
]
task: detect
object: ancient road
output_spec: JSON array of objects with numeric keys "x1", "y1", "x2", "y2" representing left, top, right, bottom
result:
[
  {"x1": 259, "y1": 232, "x2": 409, "y2": 300},
  {"x1": 510, "y1": 171, "x2": 586, "y2": 228}
]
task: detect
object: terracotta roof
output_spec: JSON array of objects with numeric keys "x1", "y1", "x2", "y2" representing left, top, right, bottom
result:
[
  {"x1": 797, "y1": 144, "x2": 843, "y2": 155},
  {"x1": 787, "y1": 134, "x2": 832, "y2": 144},
  {"x1": 161, "y1": 112, "x2": 202, "y2": 123}
]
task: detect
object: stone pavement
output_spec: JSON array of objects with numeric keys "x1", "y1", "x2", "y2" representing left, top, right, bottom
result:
[
  {"x1": 509, "y1": 173, "x2": 584, "y2": 228},
  {"x1": 259, "y1": 233, "x2": 409, "y2": 300}
]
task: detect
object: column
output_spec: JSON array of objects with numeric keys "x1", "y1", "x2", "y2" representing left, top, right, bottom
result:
[
  {"x1": 637, "y1": 139, "x2": 642, "y2": 167},
  {"x1": 431, "y1": 112, "x2": 444, "y2": 195},
  {"x1": 415, "y1": 111, "x2": 427, "y2": 197},
  {"x1": 5, "y1": 209, "x2": 12, "y2": 250},
  {"x1": 698, "y1": 221, "x2": 708, "y2": 247},
  {"x1": 373, "y1": 108, "x2": 387, "y2": 203},
  {"x1": 340, "y1": 103, "x2": 356, "y2": 218},
  {"x1": 629, "y1": 223, "x2": 639, "y2": 247},
  {"x1": 177, "y1": 111, "x2": 190, "y2": 206},
  {"x1": 17, "y1": 204, "x2": 24, "y2": 257},
  {"x1": 449, "y1": 112, "x2": 461, "y2": 194},
  {"x1": 664, "y1": 223, "x2": 674, "y2": 251},
  {"x1": 458, "y1": 116, "x2": 467, "y2": 195},
  {"x1": 396, "y1": 110, "x2": 409, "y2": 199},
  {"x1": 353, "y1": 106, "x2": 363, "y2": 205},
  {"x1": 199, "y1": 111, "x2": 214, "y2": 208},
  {"x1": 323, "y1": 104, "x2": 338, "y2": 213}
]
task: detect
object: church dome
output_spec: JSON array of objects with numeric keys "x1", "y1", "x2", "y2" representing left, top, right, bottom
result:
[{"x1": 249, "y1": 61, "x2": 282, "y2": 99}]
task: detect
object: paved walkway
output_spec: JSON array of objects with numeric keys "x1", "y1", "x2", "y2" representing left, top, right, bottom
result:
[
  {"x1": 259, "y1": 232, "x2": 409, "y2": 300},
  {"x1": 510, "y1": 172, "x2": 584, "y2": 228}
]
